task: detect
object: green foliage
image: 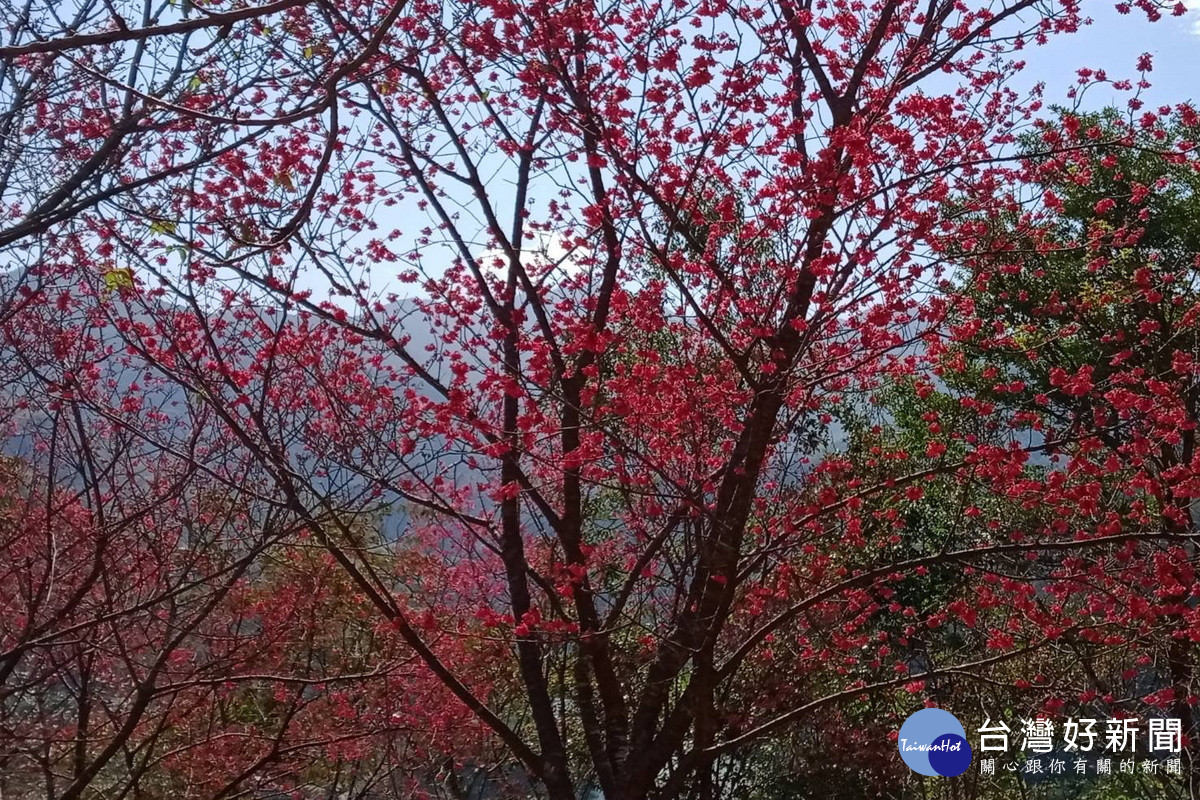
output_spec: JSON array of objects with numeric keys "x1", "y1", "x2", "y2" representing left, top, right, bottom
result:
[{"x1": 948, "y1": 107, "x2": 1200, "y2": 428}]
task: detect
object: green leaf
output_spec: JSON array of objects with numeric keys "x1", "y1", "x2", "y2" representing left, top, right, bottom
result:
[{"x1": 101, "y1": 267, "x2": 135, "y2": 292}]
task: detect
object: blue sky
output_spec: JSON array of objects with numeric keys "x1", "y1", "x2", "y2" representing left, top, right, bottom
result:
[
  {"x1": 297, "y1": 2, "x2": 1200, "y2": 306},
  {"x1": 1026, "y1": 3, "x2": 1198, "y2": 110}
]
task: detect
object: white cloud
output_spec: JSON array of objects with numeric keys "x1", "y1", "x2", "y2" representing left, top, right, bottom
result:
[{"x1": 479, "y1": 229, "x2": 588, "y2": 282}]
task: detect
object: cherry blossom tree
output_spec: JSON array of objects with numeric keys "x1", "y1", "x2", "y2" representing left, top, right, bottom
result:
[
  {"x1": 3, "y1": 0, "x2": 1199, "y2": 798},
  {"x1": 930, "y1": 103, "x2": 1200, "y2": 800}
]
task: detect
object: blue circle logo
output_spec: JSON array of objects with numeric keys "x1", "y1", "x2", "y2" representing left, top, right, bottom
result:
[{"x1": 898, "y1": 709, "x2": 973, "y2": 776}]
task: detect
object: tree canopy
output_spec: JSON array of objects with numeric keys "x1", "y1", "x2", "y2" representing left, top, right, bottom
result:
[{"x1": 2, "y1": 1, "x2": 1200, "y2": 799}]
